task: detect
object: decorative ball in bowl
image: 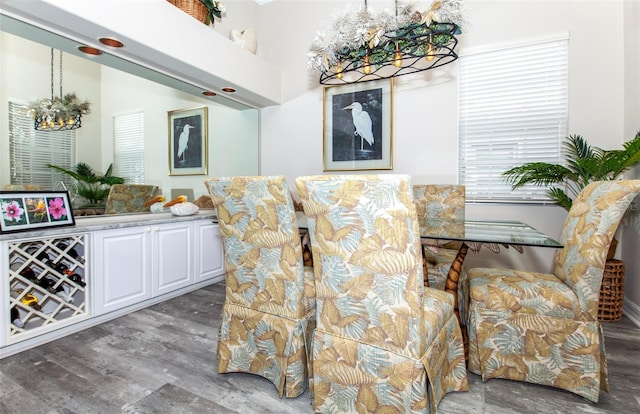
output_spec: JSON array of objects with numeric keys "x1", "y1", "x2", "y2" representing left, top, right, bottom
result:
[{"x1": 170, "y1": 202, "x2": 199, "y2": 216}]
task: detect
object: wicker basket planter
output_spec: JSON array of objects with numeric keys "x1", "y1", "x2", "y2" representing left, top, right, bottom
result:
[
  {"x1": 598, "y1": 258, "x2": 625, "y2": 321},
  {"x1": 167, "y1": 0, "x2": 208, "y2": 24}
]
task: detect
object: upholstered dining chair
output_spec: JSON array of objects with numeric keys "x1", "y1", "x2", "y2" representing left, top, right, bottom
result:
[
  {"x1": 295, "y1": 174, "x2": 468, "y2": 413},
  {"x1": 468, "y1": 179, "x2": 640, "y2": 403},
  {"x1": 413, "y1": 185, "x2": 468, "y2": 321},
  {"x1": 104, "y1": 184, "x2": 161, "y2": 214},
  {"x1": 204, "y1": 176, "x2": 315, "y2": 398}
]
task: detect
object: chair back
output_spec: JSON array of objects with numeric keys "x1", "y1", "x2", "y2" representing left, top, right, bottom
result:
[
  {"x1": 413, "y1": 184, "x2": 465, "y2": 222},
  {"x1": 205, "y1": 176, "x2": 307, "y2": 318},
  {"x1": 553, "y1": 180, "x2": 640, "y2": 318},
  {"x1": 104, "y1": 184, "x2": 161, "y2": 214},
  {"x1": 296, "y1": 174, "x2": 425, "y2": 357}
]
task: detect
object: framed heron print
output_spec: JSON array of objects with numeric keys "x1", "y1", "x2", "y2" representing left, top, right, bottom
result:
[
  {"x1": 168, "y1": 106, "x2": 208, "y2": 176},
  {"x1": 323, "y1": 78, "x2": 393, "y2": 171}
]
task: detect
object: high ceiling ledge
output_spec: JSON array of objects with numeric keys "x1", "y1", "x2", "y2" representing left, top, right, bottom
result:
[{"x1": 1, "y1": 0, "x2": 282, "y2": 108}]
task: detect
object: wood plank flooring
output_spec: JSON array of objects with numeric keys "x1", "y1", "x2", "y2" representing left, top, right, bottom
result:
[{"x1": 1, "y1": 282, "x2": 639, "y2": 413}]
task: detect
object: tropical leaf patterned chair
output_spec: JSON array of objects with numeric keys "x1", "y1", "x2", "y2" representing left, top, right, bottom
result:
[
  {"x1": 104, "y1": 184, "x2": 161, "y2": 214},
  {"x1": 295, "y1": 174, "x2": 468, "y2": 413},
  {"x1": 205, "y1": 176, "x2": 315, "y2": 398},
  {"x1": 468, "y1": 180, "x2": 640, "y2": 402},
  {"x1": 413, "y1": 185, "x2": 468, "y2": 323}
]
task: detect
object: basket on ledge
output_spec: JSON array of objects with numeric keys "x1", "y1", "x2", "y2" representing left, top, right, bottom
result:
[
  {"x1": 167, "y1": 0, "x2": 208, "y2": 24},
  {"x1": 598, "y1": 258, "x2": 625, "y2": 322}
]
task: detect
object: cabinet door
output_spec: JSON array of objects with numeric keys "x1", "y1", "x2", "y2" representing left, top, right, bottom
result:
[
  {"x1": 93, "y1": 227, "x2": 152, "y2": 316},
  {"x1": 152, "y1": 222, "x2": 194, "y2": 296},
  {"x1": 194, "y1": 220, "x2": 224, "y2": 283}
]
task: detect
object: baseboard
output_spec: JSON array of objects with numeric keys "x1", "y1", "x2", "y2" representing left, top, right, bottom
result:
[{"x1": 623, "y1": 298, "x2": 640, "y2": 327}]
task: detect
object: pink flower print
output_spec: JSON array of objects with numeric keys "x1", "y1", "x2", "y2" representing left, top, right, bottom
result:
[
  {"x1": 48, "y1": 197, "x2": 68, "y2": 220},
  {"x1": 2, "y1": 200, "x2": 25, "y2": 222}
]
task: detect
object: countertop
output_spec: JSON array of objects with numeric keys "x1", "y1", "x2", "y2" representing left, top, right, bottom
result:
[{"x1": 0, "y1": 210, "x2": 217, "y2": 241}]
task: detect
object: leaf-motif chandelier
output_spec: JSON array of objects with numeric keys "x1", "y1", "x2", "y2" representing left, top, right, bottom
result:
[
  {"x1": 308, "y1": 0, "x2": 465, "y2": 85},
  {"x1": 28, "y1": 49, "x2": 91, "y2": 131}
]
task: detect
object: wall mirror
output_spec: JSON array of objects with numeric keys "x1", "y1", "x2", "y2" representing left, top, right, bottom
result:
[{"x1": 0, "y1": 15, "x2": 260, "y2": 215}]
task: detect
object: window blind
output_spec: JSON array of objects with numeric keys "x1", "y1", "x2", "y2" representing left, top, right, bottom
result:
[
  {"x1": 8, "y1": 100, "x2": 76, "y2": 189},
  {"x1": 458, "y1": 37, "x2": 569, "y2": 202},
  {"x1": 113, "y1": 111, "x2": 145, "y2": 184}
]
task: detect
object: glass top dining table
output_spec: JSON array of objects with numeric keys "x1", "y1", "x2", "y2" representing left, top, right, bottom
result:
[
  {"x1": 418, "y1": 217, "x2": 563, "y2": 248},
  {"x1": 296, "y1": 212, "x2": 562, "y2": 249}
]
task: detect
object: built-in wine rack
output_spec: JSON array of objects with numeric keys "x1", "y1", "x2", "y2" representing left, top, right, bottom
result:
[{"x1": 8, "y1": 234, "x2": 88, "y2": 337}]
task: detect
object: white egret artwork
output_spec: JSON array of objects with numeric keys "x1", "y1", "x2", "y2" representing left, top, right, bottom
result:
[
  {"x1": 177, "y1": 124, "x2": 193, "y2": 162},
  {"x1": 342, "y1": 102, "x2": 374, "y2": 150}
]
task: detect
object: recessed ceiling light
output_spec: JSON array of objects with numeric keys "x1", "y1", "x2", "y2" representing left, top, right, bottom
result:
[
  {"x1": 78, "y1": 46, "x2": 103, "y2": 55},
  {"x1": 99, "y1": 37, "x2": 124, "y2": 48},
  {"x1": 221, "y1": 87, "x2": 236, "y2": 93},
  {"x1": 202, "y1": 91, "x2": 217, "y2": 96}
]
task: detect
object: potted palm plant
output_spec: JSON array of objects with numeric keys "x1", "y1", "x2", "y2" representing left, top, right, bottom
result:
[
  {"x1": 503, "y1": 131, "x2": 640, "y2": 211},
  {"x1": 503, "y1": 130, "x2": 640, "y2": 258},
  {"x1": 48, "y1": 162, "x2": 125, "y2": 208}
]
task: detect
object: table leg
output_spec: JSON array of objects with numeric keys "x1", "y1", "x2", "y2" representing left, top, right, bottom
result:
[{"x1": 444, "y1": 242, "x2": 469, "y2": 361}]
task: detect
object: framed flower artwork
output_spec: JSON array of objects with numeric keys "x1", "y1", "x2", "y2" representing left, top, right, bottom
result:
[{"x1": 0, "y1": 191, "x2": 75, "y2": 233}]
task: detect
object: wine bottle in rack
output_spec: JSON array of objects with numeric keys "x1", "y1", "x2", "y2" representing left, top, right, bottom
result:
[
  {"x1": 56, "y1": 241, "x2": 84, "y2": 262},
  {"x1": 64, "y1": 269, "x2": 86, "y2": 287},
  {"x1": 11, "y1": 289, "x2": 42, "y2": 311},
  {"x1": 55, "y1": 284, "x2": 74, "y2": 303},
  {"x1": 37, "y1": 275, "x2": 58, "y2": 293},
  {"x1": 37, "y1": 251, "x2": 52, "y2": 267},
  {"x1": 10, "y1": 262, "x2": 37, "y2": 282},
  {"x1": 53, "y1": 260, "x2": 70, "y2": 275},
  {"x1": 10, "y1": 306, "x2": 25, "y2": 328}
]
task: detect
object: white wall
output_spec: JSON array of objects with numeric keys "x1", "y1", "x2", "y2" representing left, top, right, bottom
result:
[
  {"x1": 621, "y1": 0, "x2": 640, "y2": 325},
  {"x1": 257, "y1": 1, "x2": 636, "y2": 282}
]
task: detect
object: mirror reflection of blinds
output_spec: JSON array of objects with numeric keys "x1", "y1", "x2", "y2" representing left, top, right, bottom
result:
[
  {"x1": 113, "y1": 111, "x2": 144, "y2": 184},
  {"x1": 458, "y1": 36, "x2": 569, "y2": 202},
  {"x1": 8, "y1": 100, "x2": 76, "y2": 189}
]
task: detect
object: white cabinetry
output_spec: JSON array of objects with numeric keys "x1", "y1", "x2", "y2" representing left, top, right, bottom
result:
[
  {"x1": 1, "y1": 214, "x2": 223, "y2": 358},
  {"x1": 194, "y1": 219, "x2": 224, "y2": 283},
  {"x1": 93, "y1": 226, "x2": 152, "y2": 316},
  {"x1": 153, "y1": 221, "x2": 194, "y2": 296},
  {"x1": 93, "y1": 219, "x2": 223, "y2": 316}
]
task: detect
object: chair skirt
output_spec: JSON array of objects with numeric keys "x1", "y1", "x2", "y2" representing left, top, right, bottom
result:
[{"x1": 217, "y1": 302, "x2": 314, "y2": 398}]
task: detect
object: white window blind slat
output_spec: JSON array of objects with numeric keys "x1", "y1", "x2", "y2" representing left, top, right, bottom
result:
[
  {"x1": 458, "y1": 37, "x2": 569, "y2": 202},
  {"x1": 113, "y1": 111, "x2": 145, "y2": 184}
]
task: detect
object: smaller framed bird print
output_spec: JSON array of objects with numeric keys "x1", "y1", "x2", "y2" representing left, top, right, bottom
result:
[
  {"x1": 168, "y1": 106, "x2": 208, "y2": 176},
  {"x1": 323, "y1": 78, "x2": 393, "y2": 171}
]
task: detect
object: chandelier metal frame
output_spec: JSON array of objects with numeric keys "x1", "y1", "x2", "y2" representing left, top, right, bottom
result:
[{"x1": 313, "y1": 0, "x2": 463, "y2": 85}]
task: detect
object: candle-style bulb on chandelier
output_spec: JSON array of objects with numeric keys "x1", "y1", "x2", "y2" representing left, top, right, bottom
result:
[
  {"x1": 308, "y1": 0, "x2": 465, "y2": 85},
  {"x1": 28, "y1": 48, "x2": 91, "y2": 131}
]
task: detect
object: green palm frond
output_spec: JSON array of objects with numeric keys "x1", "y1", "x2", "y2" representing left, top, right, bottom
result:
[
  {"x1": 502, "y1": 130, "x2": 640, "y2": 211},
  {"x1": 48, "y1": 162, "x2": 124, "y2": 206},
  {"x1": 503, "y1": 163, "x2": 575, "y2": 188}
]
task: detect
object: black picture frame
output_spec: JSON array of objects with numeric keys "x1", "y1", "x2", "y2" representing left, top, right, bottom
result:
[
  {"x1": 323, "y1": 78, "x2": 393, "y2": 171},
  {"x1": 0, "y1": 191, "x2": 75, "y2": 233},
  {"x1": 168, "y1": 106, "x2": 208, "y2": 176}
]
